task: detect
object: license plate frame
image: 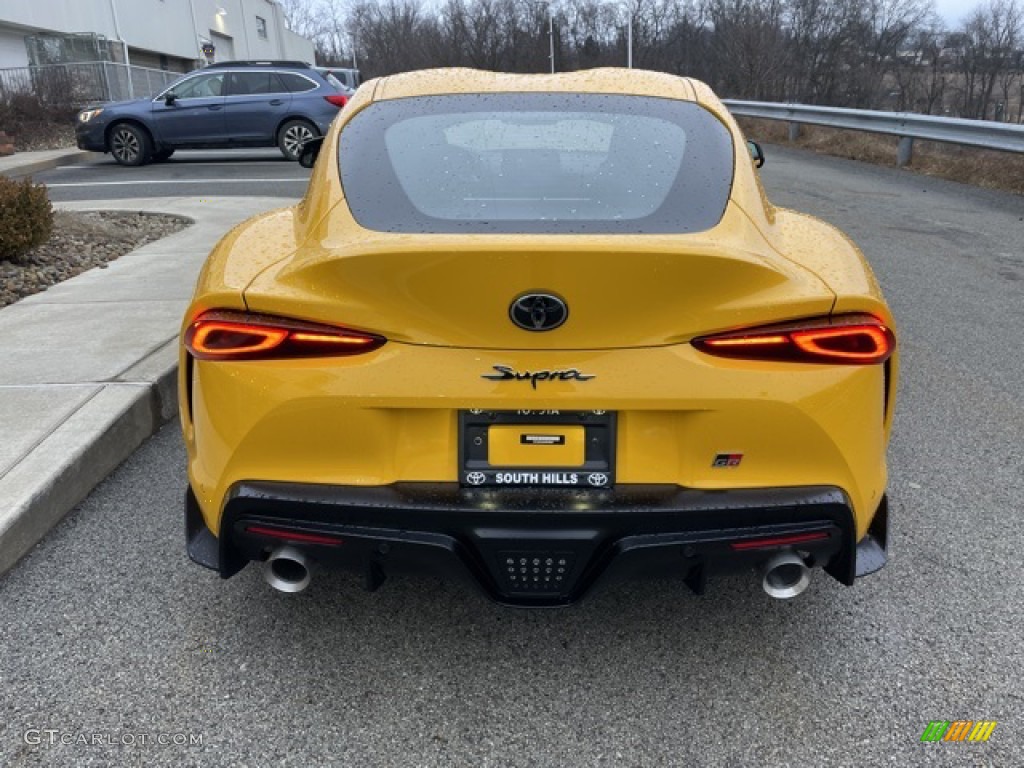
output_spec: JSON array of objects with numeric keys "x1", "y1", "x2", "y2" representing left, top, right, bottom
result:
[{"x1": 458, "y1": 410, "x2": 616, "y2": 488}]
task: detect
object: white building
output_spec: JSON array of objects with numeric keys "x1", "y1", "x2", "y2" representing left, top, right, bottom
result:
[{"x1": 0, "y1": 0, "x2": 315, "y2": 73}]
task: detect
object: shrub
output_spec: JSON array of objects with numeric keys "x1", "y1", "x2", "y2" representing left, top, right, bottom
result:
[
  {"x1": 0, "y1": 92, "x2": 77, "y2": 151},
  {"x1": 0, "y1": 176, "x2": 53, "y2": 262}
]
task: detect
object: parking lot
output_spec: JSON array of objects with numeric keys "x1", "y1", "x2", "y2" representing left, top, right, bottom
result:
[
  {"x1": 34, "y1": 148, "x2": 310, "y2": 202},
  {"x1": 2, "y1": 146, "x2": 1022, "y2": 767}
]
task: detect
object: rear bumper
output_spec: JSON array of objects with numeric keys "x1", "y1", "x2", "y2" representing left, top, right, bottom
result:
[{"x1": 186, "y1": 482, "x2": 889, "y2": 606}]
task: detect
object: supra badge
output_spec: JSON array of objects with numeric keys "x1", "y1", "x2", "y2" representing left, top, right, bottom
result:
[{"x1": 482, "y1": 364, "x2": 595, "y2": 389}]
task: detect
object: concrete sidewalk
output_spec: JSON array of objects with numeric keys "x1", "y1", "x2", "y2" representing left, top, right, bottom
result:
[{"x1": 0, "y1": 151, "x2": 294, "y2": 574}]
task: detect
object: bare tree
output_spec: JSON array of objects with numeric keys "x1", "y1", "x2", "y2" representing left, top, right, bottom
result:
[
  {"x1": 956, "y1": 0, "x2": 1022, "y2": 118},
  {"x1": 783, "y1": 0, "x2": 856, "y2": 103},
  {"x1": 350, "y1": 0, "x2": 439, "y2": 75},
  {"x1": 271, "y1": 0, "x2": 1024, "y2": 120},
  {"x1": 562, "y1": 0, "x2": 621, "y2": 68},
  {"x1": 705, "y1": 0, "x2": 789, "y2": 100},
  {"x1": 843, "y1": 0, "x2": 933, "y2": 108},
  {"x1": 893, "y1": 20, "x2": 949, "y2": 113}
]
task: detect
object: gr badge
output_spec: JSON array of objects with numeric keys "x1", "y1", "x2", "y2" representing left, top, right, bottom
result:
[{"x1": 712, "y1": 453, "x2": 743, "y2": 468}]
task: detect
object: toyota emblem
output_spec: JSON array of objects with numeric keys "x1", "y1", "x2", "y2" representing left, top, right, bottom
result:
[{"x1": 509, "y1": 292, "x2": 568, "y2": 332}]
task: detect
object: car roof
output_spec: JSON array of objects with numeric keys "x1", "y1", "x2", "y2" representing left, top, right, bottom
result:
[
  {"x1": 204, "y1": 60, "x2": 312, "y2": 70},
  {"x1": 360, "y1": 68, "x2": 733, "y2": 133},
  {"x1": 370, "y1": 67, "x2": 711, "y2": 102}
]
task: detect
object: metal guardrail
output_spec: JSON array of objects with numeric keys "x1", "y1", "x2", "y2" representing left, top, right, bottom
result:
[
  {"x1": 0, "y1": 62, "x2": 180, "y2": 105},
  {"x1": 723, "y1": 99, "x2": 1024, "y2": 165}
]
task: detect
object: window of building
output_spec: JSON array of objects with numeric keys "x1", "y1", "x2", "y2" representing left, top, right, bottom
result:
[{"x1": 256, "y1": 16, "x2": 268, "y2": 39}]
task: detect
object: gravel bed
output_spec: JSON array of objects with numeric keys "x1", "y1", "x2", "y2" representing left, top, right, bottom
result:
[{"x1": 0, "y1": 210, "x2": 191, "y2": 308}]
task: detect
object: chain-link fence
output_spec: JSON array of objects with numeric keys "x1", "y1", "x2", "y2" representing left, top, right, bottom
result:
[{"x1": 0, "y1": 62, "x2": 183, "y2": 105}]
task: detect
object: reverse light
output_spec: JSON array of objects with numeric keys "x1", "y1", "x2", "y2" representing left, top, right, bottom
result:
[
  {"x1": 324, "y1": 93, "x2": 348, "y2": 108},
  {"x1": 692, "y1": 314, "x2": 895, "y2": 365},
  {"x1": 184, "y1": 310, "x2": 385, "y2": 361}
]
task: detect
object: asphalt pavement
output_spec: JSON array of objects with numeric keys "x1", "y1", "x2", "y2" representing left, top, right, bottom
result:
[
  {"x1": 28, "y1": 148, "x2": 310, "y2": 202},
  {"x1": 1, "y1": 145, "x2": 1023, "y2": 767}
]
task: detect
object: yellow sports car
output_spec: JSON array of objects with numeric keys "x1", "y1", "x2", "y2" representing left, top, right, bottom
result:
[{"x1": 180, "y1": 68, "x2": 897, "y2": 605}]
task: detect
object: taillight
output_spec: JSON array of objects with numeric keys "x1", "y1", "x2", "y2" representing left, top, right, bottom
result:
[
  {"x1": 692, "y1": 314, "x2": 895, "y2": 365},
  {"x1": 324, "y1": 93, "x2": 348, "y2": 108},
  {"x1": 184, "y1": 310, "x2": 385, "y2": 361}
]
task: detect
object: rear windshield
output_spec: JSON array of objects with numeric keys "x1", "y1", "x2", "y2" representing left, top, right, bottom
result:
[
  {"x1": 338, "y1": 93, "x2": 734, "y2": 234},
  {"x1": 322, "y1": 72, "x2": 345, "y2": 91}
]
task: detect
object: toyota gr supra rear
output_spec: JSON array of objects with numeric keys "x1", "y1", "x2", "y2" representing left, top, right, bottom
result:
[{"x1": 179, "y1": 68, "x2": 897, "y2": 606}]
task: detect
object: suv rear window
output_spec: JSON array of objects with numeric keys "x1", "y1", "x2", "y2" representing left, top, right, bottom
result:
[
  {"x1": 278, "y1": 72, "x2": 318, "y2": 93},
  {"x1": 338, "y1": 93, "x2": 734, "y2": 234}
]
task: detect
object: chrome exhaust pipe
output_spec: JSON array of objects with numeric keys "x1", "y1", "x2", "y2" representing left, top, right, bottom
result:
[
  {"x1": 761, "y1": 550, "x2": 811, "y2": 599},
  {"x1": 264, "y1": 546, "x2": 311, "y2": 593}
]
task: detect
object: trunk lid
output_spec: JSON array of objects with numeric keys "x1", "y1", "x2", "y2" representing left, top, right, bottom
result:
[{"x1": 243, "y1": 205, "x2": 835, "y2": 350}]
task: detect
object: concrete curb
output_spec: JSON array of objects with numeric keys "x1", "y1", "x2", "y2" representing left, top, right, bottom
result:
[
  {"x1": 0, "y1": 362, "x2": 178, "y2": 575},
  {"x1": 0, "y1": 196, "x2": 294, "y2": 578},
  {"x1": 0, "y1": 149, "x2": 93, "y2": 179}
]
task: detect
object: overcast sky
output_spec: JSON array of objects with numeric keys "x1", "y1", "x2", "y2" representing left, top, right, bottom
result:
[{"x1": 933, "y1": 0, "x2": 982, "y2": 25}]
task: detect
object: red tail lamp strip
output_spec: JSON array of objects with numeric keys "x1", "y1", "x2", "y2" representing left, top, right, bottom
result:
[
  {"x1": 730, "y1": 531, "x2": 830, "y2": 551},
  {"x1": 693, "y1": 314, "x2": 895, "y2": 365},
  {"x1": 245, "y1": 525, "x2": 344, "y2": 546},
  {"x1": 185, "y1": 310, "x2": 385, "y2": 361}
]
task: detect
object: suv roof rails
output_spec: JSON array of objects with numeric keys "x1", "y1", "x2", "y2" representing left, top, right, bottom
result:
[{"x1": 204, "y1": 60, "x2": 311, "y2": 69}]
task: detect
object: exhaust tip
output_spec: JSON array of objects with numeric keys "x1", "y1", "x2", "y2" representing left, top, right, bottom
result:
[
  {"x1": 761, "y1": 550, "x2": 810, "y2": 599},
  {"x1": 264, "y1": 546, "x2": 310, "y2": 593}
]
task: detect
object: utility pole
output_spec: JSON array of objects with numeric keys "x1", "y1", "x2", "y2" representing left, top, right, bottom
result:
[
  {"x1": 627, "y1": 11, "x2": 632, "y2": 68},
  {"x1": 107, "y1": 0, "x2": 133, "y2": 98},
  {"x1": 549, "y1": 9, "x2": 555, "y2": 73}
]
